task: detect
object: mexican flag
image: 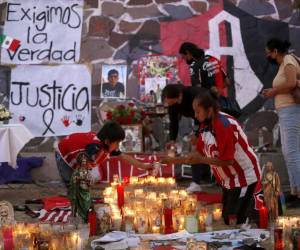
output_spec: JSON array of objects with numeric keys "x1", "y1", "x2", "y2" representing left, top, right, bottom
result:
[{"x1": 0, "y1": 34, "x2": 20, "y2": 52}]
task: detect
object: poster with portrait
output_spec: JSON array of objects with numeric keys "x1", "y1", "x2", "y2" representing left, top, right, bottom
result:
[
  {"x1": 119, "y1": 125, "x2": 143, "y2": 153},
  {"x1": 9, "y1": 65, "x2": 91, "y2": 137},
  {"x1": 138, "y1": 55, "x2": 179, "y2": 101},
  {"x1": 101, "y1": 65, "x2": 127, "y2": 99}
]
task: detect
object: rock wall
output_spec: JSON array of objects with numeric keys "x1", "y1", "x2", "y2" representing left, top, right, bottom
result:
[{"x1": 0, "y1": 0, "x2": 299, "y2": 151}]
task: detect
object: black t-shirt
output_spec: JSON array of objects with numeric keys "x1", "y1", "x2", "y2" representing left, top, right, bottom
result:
[
  {"x1": 190, "y1": 55, "x2": 226, "y2": 89},
  {"x1": 102, "y1": 82, "x2": 125, "y2": 98},
  {"x1": 168, "y1": 86, "x2": 202, "y2": 141}
]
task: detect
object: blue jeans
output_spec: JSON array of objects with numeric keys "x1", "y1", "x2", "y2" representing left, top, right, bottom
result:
[{"x1": 278, "y1": 104, "x2": 300, "y2": 191}]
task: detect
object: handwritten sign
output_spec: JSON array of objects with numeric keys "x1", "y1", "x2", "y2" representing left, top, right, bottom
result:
[
  {"x1": 1, "y1": 0, "x2": 83, "y2": 64},
  {"x1": 9, "y1": 65, "x2": 91, "y2": 137}
]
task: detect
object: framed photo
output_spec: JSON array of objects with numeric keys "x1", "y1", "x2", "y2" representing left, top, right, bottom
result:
[
  {"x1": 119, "y1": 124, "x2": 143, "y2": 153},
  {"x1": 101, "y1": 64, "x2": 127, "y2": 99}
]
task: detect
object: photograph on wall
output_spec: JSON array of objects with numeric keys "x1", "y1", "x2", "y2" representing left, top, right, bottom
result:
[
  {"x1": 144, "y1": 77, "x2": 166, "y2": 104},
  {"x1": 101, "y1": 65, "x2": 127, "y2": 99},
  {"x1": 119, "y1": 125, "x2": 143, "y2": 153},
  {"x1": 138, "y1": 55, "x2": 179, "y2": 101}
]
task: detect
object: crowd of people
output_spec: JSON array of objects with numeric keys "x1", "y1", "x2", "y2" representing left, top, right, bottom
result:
[{"x1": 56, "y1": 38, "x2": 300, "y2": 225}]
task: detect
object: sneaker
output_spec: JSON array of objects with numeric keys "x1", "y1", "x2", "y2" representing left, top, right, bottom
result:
[{"x1": 186, "y1": 182, "x2": 202, "y2": 193}]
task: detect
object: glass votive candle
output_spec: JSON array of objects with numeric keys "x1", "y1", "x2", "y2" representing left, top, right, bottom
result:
[
  {"x1": 112, "y1": 215, "x2": 122, "y2": 231},
  {"x1": 166, "y1": 177, "x2": 176, "y2": 185},
  {"x1": 124, "y1": 215, "x2": 135, "y2": 232},
  {"x1": 212, "y1": 204, "x2": 222, "y2": 221},
  {"x1": 135, "y1": 212, "x2": 148, "y2": 234},
  {"x1": 134, "y1": 189, "x2": 144, "y2": 199},
  {"x1": 130, "y1": 177, "x2": 139, "y2": 185}
]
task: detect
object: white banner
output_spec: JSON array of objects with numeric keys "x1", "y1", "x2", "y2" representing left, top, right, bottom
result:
[
  {"x1": 1, "y1": 0, "x2": 83, "y2": 64},
  {"x1": 9, "y1": 65, "x2": 91, "y2": 137}
]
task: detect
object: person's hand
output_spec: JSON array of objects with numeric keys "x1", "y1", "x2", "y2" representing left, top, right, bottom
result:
[{"x1": 261, "y1": 88, "x2": 277, "y2": 98}]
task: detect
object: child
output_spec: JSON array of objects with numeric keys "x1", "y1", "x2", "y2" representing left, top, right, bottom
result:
[{"x1": 56, "y1": 121, "x2": 150, "y2": 186}]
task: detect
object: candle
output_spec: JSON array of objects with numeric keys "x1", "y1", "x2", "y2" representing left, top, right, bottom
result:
[
  {"x1": 157, "y1": 177, "x2": 166, "y2": 185},
  {"x1": 152, "y1": 226, "x2": 160, "y2": 233},
  {"x1": 146, "y1": 192, "x2": 157, "y2": 201},
  {"x1": 130, "y1": 176, "x2": 138, "y2": 185},
  {"x1": 88, "y1": 209, "x2": 97, "y2": 237},
  {"x1": 274, "y1": 227, "x2": 284, "y2": 250},
  {"x1": 213, "y1": 208, "x2": 222, "y2": 221},
  {"x1": 124, "y1": 215, "x2": 135, "y2": 232},
  {"x1": 112, "y1": 215, "x2": 122, "y2": 231},
  {"x1": 163, "y1": 200, "x2": 174, "y2": 234},
  {"x1": 134, "y1": 189, "x2": 144, "y2": 199},
  {"x1": 70, "y1": 232, "x2": 82, "y2": 250},
  {"x1": 135, "y1": 212, "x2": 148, "y2": 234},
  {"x1": 2, "y1": 225, "x2": 14, "y2": 250},
  {"x1": 179, "y1": 190, "x2": 188, "y2": 199},
  {"x1": 185, "y1": 215, "x2": 199, "y2": 233},
  {"x1": 103, "y1": 187, "x2": 113, "y2": 197},
  {"x1": 117, "y1": 183, "x2": 124, "y2": 209},
  {"x1": 166, "y1": 177, "x2": 175, "y2": 185},
  {"x1": 259, "y1": 205, "x2": 268, "y2": 229}
]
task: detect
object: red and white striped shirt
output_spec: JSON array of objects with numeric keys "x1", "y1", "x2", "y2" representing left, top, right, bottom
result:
[
  {"x1": 197, "y1": 112, "x2": 261, "y2": 189},
  {"x1": 57, "y1": 132, "x2": 109, "y2": 169}
]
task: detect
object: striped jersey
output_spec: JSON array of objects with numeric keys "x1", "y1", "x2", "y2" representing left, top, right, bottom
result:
[
  {"x1": 57, "y1": 132, "x2": 109, "y2": 169},
  {"x1": 197, "y1": 112, "x2": 261, "y2": 189}
]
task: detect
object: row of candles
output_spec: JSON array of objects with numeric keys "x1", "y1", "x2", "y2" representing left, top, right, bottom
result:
[
  {"x1": 0, "y1": 222, "x2": 89, "y2": 250},
  {"x1": 273, "y1": 216, "x2": 300, "y2": 250},
  {"x1": 101, "y1": 176, "x2": 223, "y2": 234}
]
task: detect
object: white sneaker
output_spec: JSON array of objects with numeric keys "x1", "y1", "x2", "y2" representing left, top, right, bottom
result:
[{"x1": 186, "y1": 182, "x2": 202, "y2": 193}]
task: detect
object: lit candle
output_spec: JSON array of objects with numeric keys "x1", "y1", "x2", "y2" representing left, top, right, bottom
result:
[
  {"x1": 179, "y1": 190, "x2": 188, "y2": 199},
  {"x1": 134, "y1": 189, "x2": 144, "y2": 199},
  {"x1": 135, "y1": 212, "x2": 148, "y2": 234},
  {"x1": 166, "y1": 177, "x2": 175, "y2": 185},
  {"x1": 103, "y1": 187, "x2": 113, "y2": 197},
  {"x1": 117, "y1": 183, "x2": 125, "y2": 209},
  {"x1": 152, "y1": 226, "x2": 160, "y2": 233},
  {"x1": 130, "y1": 176, "x2": 138, "y2": 185},
  {"x1": 147, "y1": 192, "x2": 157, "y2": 201},
  {"x1": 213, "y1": 208, "x2": 222, "y2": 221},
  {"x1": 71, "y1": 232, "x2": 82, "y2": 250},
  {"x1": 157, "y1": 177, "x2": 166, "y2": 185},
  {"x1": 259, "y1": 205, "x2": 268, "y2": 229}
]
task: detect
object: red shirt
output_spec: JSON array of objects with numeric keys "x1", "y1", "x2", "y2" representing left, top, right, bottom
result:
[
  {"x1": 57, "y1": 132, "x2": 109, "y2": 169},
  {"x1": 197, "y1": 113, "x2": 261, "y2": 189}
]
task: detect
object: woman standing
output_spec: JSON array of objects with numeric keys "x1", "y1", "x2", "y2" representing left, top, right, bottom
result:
[
  {"x1": 162, "y1": 88, "x2": 261, "y2": 224},
  {"x1": 262, "y1": 38, "x2": 300, "y2": 207}
]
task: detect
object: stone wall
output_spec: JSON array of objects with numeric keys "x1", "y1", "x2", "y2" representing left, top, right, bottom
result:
[{"x1": 0, "y1": 0, "x2": 300, "y2": 152}]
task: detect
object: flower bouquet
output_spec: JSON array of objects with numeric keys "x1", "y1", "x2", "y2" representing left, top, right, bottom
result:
[
  {"x1": 106, "y1": 103, "x2": 146, "y2": 125},
  {"x1": 0, "y1": 104, "x2": 12, "y2": 122}
]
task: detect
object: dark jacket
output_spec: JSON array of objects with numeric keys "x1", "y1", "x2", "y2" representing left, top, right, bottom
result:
[{"x1": 168, "y1": 86, "x2": 202, "y2": 141}]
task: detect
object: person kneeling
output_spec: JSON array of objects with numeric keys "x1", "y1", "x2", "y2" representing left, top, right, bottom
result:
[{"x1": 162, "y1": 88, "x2": 261, "y2": 225}]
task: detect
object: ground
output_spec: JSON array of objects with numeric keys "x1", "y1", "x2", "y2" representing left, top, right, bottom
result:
[{"x1": 0, "y1": 181, "x2": 299, "y2": 249}]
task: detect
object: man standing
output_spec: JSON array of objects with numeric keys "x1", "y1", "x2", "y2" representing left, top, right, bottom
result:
[
  {"x1": 162, "y1": 84, "x2": 211, "y2": 193},
  {"x1": 102, "y1": 69, "x2": 125, "y2": 98}
]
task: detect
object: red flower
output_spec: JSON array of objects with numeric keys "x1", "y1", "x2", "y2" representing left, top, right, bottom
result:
[
  {"x1": 130, "y1": 110, "x2": 135, "y2": 116},
  {"x1": 118, "y1": 105, "x2": 125, "y2": 111},
  {"x1": 128, "y1": 102, "x2": 134, "y2": 107},
  {"x1": 141, "y1": 111, "x2": 146, "y2": 118},
  {"x1": 106, "y1": 111, "x2": 113, "y2": 120},
  {"x1": 127, "y1": 117, "x2": 132, "y2": 124}
]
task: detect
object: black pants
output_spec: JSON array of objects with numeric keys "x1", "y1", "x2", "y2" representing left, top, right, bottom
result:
[
  {"x1": 222, "y1": 182, "x2": 257, "y2": 225},
  {"x1": 191, "y1": 164, "x2": 211, "y2": 184}
]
